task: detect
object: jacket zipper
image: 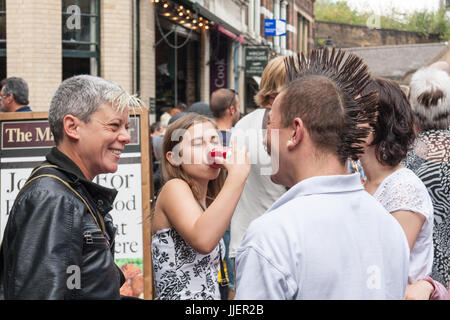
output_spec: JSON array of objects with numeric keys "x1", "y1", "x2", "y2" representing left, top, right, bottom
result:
[
  {"x1": 84, "y1": 232, "x2": 94, "y2": 245},
  {"x1": 109, "y1": 229, "x2": 118, "y2": 249},
  {"x1": 83, "y1": 231, "x2": 106, "y2": 245}
]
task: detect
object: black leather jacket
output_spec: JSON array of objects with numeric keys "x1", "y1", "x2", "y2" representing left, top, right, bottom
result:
[{"x1": 0, "y1": 148, "x2": 125, "y2": 299}]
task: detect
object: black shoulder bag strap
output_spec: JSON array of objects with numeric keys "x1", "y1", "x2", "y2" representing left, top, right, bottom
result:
[{"x1": 20, "y1": 165, "x2": 106, "y2": 235}]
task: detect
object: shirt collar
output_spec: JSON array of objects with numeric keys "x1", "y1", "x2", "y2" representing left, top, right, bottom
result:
[
  {"x1": 15, "y1": 106, "x2": 32, "y2": 112},
  {"x1": 267, "y1": 173, "x2": 364, "y2": 213}
]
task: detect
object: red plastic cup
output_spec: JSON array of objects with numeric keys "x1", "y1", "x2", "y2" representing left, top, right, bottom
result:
[{"x1": 208, "y1": 147, "x2": 229, "y2": 168}]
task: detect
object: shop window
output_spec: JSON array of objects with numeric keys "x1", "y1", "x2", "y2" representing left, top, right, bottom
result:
[
  {"x1": 0, "y1": 0, "x2": 6, "y2": 81},
  {"x1": 297, "y1": 14, "x2": 309, "y2": 53},
  {"x1": 155, "y1": 25, "x2": 200, "y2": 119},
  {"x1": 62, "y1": 0, "x2": 100, "y2": 80}
]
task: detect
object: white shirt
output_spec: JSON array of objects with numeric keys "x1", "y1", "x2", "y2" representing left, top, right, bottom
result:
[
  {"x1": 229, "y1": 109, "x2": 286, "y2": 258},
  {"x1": 235, "y1": 174, "x2": 410, "y2": 300},
  {"x1": 373, "y1": 167, "x2": 434, "y2": 284}
]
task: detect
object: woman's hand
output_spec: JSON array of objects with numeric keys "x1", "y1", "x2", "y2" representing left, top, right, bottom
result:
[{"x1": 404, "y1": 280, "x2": 434, "y2": 300}]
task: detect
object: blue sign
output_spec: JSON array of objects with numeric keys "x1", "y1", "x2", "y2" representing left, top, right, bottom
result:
[{"x1": 264, "y1": 19, "x2": 286, "y2": 36}]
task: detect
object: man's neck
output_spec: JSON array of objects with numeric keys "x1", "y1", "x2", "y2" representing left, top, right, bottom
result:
[
  {"x1": 11, "y1": 104, "x2": 27, "y2": 112},
  {"x1": 359, "y1": 148, "x2": 401, "y2": 194},
  {"x1": 215, "y1": 118, "x2": 232, "y2": 131},
  {"x1": 289, "y1": 151, "x2": 348, "y2": 187}
]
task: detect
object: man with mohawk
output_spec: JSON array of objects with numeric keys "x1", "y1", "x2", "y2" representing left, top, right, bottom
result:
[
  {"x1": 235, "y1": 49, "x2": 410, "y2": 299},
  {"x1": 0, "y1": 75, "x2": 143, "y2": 299}
]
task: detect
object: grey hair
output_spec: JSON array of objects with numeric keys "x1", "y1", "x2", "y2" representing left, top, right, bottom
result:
[
  {"x1": 49, "y1": 75, "x2": 143, "y2": 144},
  {"x1": 1, "y1": 77, "x2": 29, "y2": 105},
  {"x1": 409, "y1": 67, "x2": 450, "y2": 130}
]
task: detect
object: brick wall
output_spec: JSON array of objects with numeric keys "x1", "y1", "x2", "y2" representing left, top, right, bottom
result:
[
  {"x1": 261, "y1": 0, "x2": 274, "y2": 47},
  {"x1": 287, "y1": 2, "x2": 293, "y2": 51},
  {"x1": 297, "y1": 0, "x2": 314, "y2": 17},
  {"x1": 139, "y1": 0, "x2": 155, "y2": 121},
  {"x1": 101, "y1": 0, "x2": 133, "y2": 93},
  {"x1": 293, "y1": 0, "x2": 315, "y2": 54},
  {"x1": 6, "y1": 0, "x2": 61, "y2": 111},
  {"x1": 315, "y1": 21, "x2": 441, "y2": 48}
]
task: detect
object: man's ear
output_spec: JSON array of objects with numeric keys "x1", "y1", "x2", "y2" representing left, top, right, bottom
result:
[
  {"x1": 228, "y1": 105, "x2": 236, "y2": 116},
  {"x1": 63, "y1": 115, "x2": 82, "y2": 141},
  {"x1": 287, "y1": 117, "x2": 304, "y2": 151}
]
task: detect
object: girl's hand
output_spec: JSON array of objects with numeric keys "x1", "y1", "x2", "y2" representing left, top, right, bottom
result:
[{"x1": 216, "y1": 141, "x2": 250, "y2": 178}]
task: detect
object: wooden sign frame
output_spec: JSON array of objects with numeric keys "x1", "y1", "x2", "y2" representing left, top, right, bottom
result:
[{"x1": 0, "y1": 109, "x2": 154, "y2": 299}]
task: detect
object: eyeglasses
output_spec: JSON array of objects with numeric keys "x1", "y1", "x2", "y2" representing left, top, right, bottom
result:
[{"x1": 227, "y1": 88, "x2": 238, "y2": 108}]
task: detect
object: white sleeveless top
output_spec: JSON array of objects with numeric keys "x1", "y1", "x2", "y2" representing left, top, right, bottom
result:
[
  {"x1": 152, "y1": 228, "x2": 224, "y2": 300},
  {"x1": 373, "y1": 168, "x2": 434, "y2": 284}
]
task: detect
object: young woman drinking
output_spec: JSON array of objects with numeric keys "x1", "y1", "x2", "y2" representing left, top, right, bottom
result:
[{"x1": 151, "y1": 113, "x2": 250, "y2": 300}]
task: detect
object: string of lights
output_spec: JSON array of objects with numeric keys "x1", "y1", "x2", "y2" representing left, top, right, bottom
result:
[{"x1": 152, "y1": 0, "x2": 211, "y2": 31}]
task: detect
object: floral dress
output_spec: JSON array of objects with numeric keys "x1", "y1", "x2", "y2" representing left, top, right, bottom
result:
[
  {"x1": 152, "y1": 228, "x2": 224, "y2": 300},
  {"x1": 403, "y1": 129, "x2": 450, "y2": 287}
]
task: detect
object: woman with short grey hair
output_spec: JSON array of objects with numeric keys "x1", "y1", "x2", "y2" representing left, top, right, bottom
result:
[
  {"x1": 404, "y1": 65, "x2": 450, "y2": 293},
  {"x1": 0, "y1": 75, "x2": 143, "y2": 299}
]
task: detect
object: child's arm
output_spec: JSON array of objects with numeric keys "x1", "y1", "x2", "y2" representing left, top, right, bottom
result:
[{"x1": 161, "y1": 144, "x2": 250, "y2": 254}]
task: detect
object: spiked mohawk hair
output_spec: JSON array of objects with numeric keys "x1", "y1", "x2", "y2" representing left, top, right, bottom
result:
[{"x1": 282, "y1": 47, "x2": 378, "y2": 162}]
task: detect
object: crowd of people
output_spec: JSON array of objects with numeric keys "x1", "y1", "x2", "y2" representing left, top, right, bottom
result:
[
  {"x1": 150, "y1": 49, "x2": 450, "y2": 300},
  {"x1": 0, "y1": 47, "x2": 449, "y2": 300}
]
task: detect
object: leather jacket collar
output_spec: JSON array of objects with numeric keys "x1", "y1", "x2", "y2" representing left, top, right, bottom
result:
[{"x1": 45, "y1": 147, "x2": 118, "y2": 215}]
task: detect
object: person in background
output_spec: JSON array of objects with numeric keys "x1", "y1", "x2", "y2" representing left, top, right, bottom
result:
[
  {"x1": 235, "y1": 49, "x2": 409, "y2": 300},
  {"x1": 209, "y1": 88, "x2": 241, "y2": 299},
  {"x1": 168, "y1": 112, "x2": 187, "y2": 126},
  {"x1": 210, "y1": 88, "x2": 240, "y2": 148},
  {"x1": 150, "y1": 122, "x2": 165, "y2": 194},
  {"x1": 160, "y1": 110, "x2": 171, "y2": 131},
  {"x1": 229, "y1": 56, "x2": 287, "y2": 299},
  {"x1": 187, "y1": 101, "x2": 214, "y2": 118},
  {"x1": 170, "y1": 107, "x2": 182, "y2": 117},
  {"x1": 0, "y1": 77, "x2": 31, "y2": 112},
  {"x1": 0, "y1": 75, "x2": 143, "y2": 299},
  {"x1": 402, "y1": 63, "x2": 450, "y2": 298},
  {"x1": 358, "y1": 78, "x2": 436, "y2": 299},
  {"x1": 176, "y1": 102, "x2": 188, "y2": 112}
]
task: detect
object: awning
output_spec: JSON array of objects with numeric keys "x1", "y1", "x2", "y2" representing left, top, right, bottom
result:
[
  {"x1": 192, "y1": 3, "x2": 243, "y2": 40},
  {"x1": 217, "y1": 25, "x2": 245, "y2": 43}
]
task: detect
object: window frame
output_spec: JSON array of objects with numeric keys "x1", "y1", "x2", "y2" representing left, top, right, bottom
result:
[
  {"x1": 0, "y1": 0, "x2": 6, "y2": 58},
  {"x1": 62, "y1": 0, "x2": 101, "y2": 77}
]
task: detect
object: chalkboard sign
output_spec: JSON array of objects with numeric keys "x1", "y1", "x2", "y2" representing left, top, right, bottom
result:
[{"x1": 245, "y1": 47, "x2": 270, "y2": 77}]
